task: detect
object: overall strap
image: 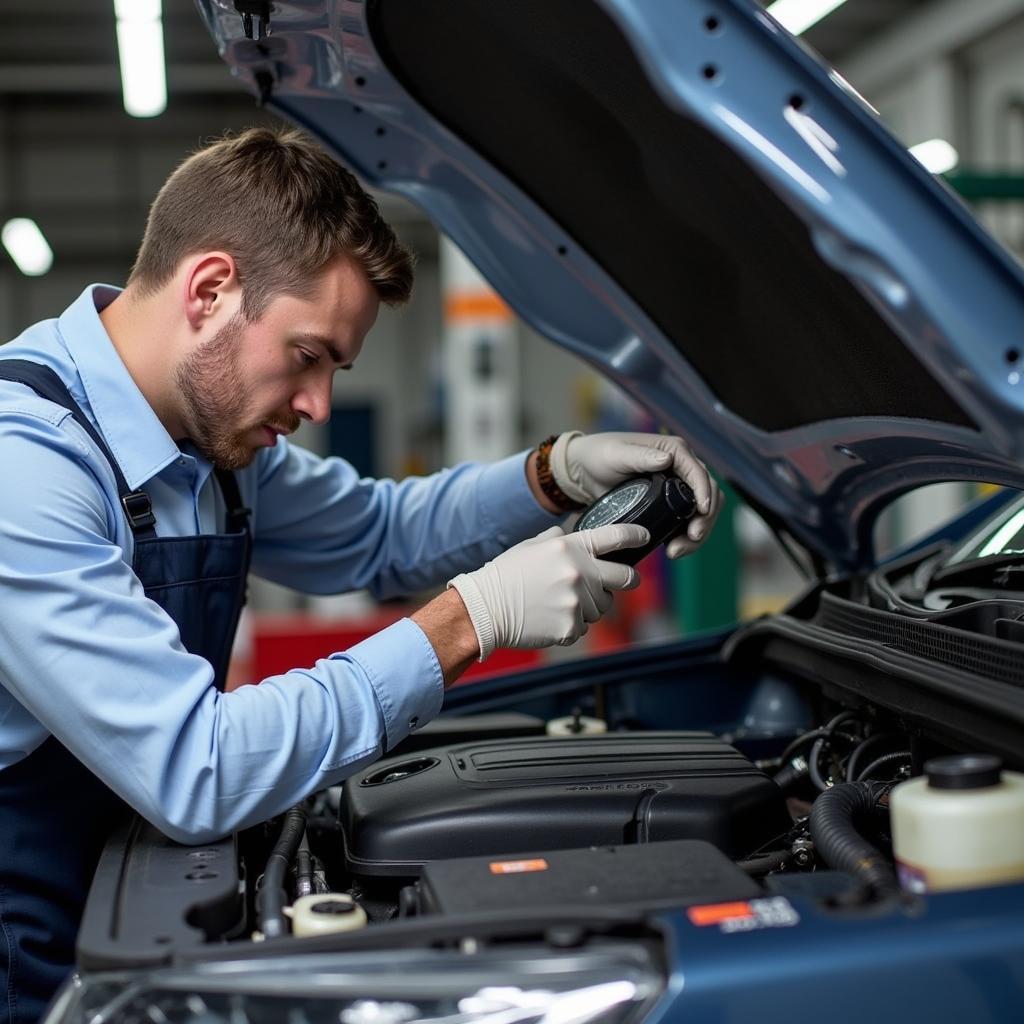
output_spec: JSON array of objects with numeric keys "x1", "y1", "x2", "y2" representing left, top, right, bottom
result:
[
  {"x1": 0, "y1": 359, "x2": 157, "y2": 539},
  {"x1": 214, "y1": 468, "x2": 252, "y2": 536}
]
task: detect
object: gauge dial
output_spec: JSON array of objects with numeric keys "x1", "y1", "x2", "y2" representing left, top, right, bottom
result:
[{"x1": 576, "y1": 479, "x2": 649, "y2": 530}]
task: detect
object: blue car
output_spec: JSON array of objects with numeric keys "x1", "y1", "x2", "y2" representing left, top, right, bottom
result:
[{"x1": 45, "y1": 2, "x2": 1024, "y2": 1022}]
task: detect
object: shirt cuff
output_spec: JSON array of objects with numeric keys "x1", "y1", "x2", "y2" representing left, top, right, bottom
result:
[
  {"x1": 339, "y1": 617, "x2": 444, "y2": 750},
  {"x1": 477, "y1": 449, "x2": 562, "y2": 546}
]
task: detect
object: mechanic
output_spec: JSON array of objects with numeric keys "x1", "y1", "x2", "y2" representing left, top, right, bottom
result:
[{"x1": 0, "y1": 127, "x2": 721, "y2": 1024}]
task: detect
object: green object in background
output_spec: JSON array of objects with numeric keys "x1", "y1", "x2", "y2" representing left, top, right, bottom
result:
[
  {"x1": 669, "y1": 478, "x2": 738, "y2": 634},
  {"x1": 945, "y1": 172, "x2": 1024, "y2": 201}
]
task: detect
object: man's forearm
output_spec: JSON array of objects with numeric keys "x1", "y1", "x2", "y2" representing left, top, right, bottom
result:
[
  {"x1": 407, "y1": 448, "x2": 566, "y2": 687},
  {"x1": 411, "y1": 588, "x2": 481, "y2": 687}
]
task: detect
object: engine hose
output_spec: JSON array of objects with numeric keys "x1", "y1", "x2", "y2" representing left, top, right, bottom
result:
[
  {"x1": 846, "y1": 732, "x2": 901, "y2": 782},
  {"x1": 775, "y1": 728, "x2": 828, "y2": 769},
  {"x1": 809, "y1": 781, "x2": 899, "y2": 896},
  {"x1": 736, "y1": 850, "x2": 790, "y2": 876},
  {"x1": 397, "y1": 885, "x2": 420, "y2": 918},
  {"x1": 258, "y1": 805, "x2": 308, "y2": 939},
  {"x1": 295, "y1": 845, "x2": 314, "y2": 899},
  {"x1": 856, "y1": 751, "x2": 912, "y2": 782},
  {"x1": 773, "y1": 757, "x2": 809, "y2": 790},
  {"x1": 804, "y1": 711, "x2": 865, "y2": 791},
  {"x1": 808, "y1": 737, "x2": 831, "y2": 791}
]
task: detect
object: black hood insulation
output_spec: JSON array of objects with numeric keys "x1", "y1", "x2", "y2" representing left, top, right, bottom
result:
[{"x1": 368, "y1": 0, "x2": 974, "y2": 434}]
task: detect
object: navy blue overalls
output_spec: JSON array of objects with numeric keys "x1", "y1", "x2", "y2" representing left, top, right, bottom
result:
[{"x1": 0, "y1": 361, "x2": 252, "y2": 1024}]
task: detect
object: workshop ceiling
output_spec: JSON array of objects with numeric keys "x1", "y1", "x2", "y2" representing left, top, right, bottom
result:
[
  {"x1": 0, "y1": 0, "x2": 935, "y2": 280},
  {"x1": 789, "y1": 0, "x2": 936, "y2": 63},
  {"x1": 0, "y1": 1, "x2": 940, "y2": 96}
]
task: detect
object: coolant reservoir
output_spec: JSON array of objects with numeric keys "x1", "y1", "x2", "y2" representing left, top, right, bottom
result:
[
  {"x1": 288, "y1": 894, "x2": 368, "y2": 937},
  {"x1": 890, "y1": 755, "x2": 1024, "y2": 893}
]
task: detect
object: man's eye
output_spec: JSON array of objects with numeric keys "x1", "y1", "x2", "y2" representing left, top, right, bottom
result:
[{"x1": 298, "y1": 349, "x2": 320, "y2": 368}]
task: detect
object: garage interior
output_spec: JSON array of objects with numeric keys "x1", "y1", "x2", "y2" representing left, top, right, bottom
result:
[{"x1": 2, "y1": 0, "x2": 1024, "y2": 683}]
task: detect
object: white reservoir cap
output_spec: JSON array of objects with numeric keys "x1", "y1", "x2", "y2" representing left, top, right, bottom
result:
[
  {"x1": 288, "y1": 894, "x2": 368, "y2": 936},
  {"x1": 546, "y1": 714, "x2": 607, "y2": 736}
]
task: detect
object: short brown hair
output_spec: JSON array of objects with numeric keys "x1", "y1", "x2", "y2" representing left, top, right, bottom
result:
[{"x1": 128, "y1": 126, "x2": 414, "y2": 317}]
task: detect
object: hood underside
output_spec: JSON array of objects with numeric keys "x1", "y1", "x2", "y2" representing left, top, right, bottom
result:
[{"x1": 197, "y1": 0, "x2": 1024, "y2": 568}]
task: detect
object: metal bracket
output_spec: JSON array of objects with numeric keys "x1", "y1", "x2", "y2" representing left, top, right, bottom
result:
[{"x1": 234, "y1": 1, "x2": 272, "y2": 40}]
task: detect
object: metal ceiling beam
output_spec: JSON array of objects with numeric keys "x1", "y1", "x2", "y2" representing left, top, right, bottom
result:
[
  {"x1": 801, "y1": 0, "x2": 928, "y2": 63},
  {"x1": 840, "y1": 0, "x2": 1024, "y2": 92}
]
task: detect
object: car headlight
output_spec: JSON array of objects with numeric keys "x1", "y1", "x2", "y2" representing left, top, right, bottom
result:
[{"x1": 44, "y1": 944, "x2": 664, "y2": 1024}]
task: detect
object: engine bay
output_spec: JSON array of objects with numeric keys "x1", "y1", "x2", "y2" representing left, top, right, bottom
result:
[{"x1": 78, "y1": 648, "x2": 1008, "y2": 968}]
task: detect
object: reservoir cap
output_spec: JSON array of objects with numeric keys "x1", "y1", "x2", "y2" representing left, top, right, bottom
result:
[
  {"x1": 925, "y1": 754, "x2": 1003, "y2": 790},
  {"x1": 311, "y1": 899, "x2": 360, "y2": 916}
]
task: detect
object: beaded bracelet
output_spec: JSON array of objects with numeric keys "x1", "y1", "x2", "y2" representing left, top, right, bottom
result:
[{"x1": 535, "y1": 434, "x2": 585, "y2": 512}]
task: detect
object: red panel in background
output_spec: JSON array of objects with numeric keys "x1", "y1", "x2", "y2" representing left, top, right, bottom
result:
[
  {"x1": 244, "y1": 611, "x2": 541, "y2": 687},
  {"x1": 231, "y1": 566, "x2": 667, "y2": 693}
]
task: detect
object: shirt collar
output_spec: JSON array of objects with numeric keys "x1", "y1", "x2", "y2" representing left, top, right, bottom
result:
[{"x1": 56, "y1": 284, "x2": 183, "y2": 490}]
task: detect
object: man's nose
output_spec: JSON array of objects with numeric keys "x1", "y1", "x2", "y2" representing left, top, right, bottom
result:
[{"x1": 293, "y1": 381, "x2": 332, "y2": 425}]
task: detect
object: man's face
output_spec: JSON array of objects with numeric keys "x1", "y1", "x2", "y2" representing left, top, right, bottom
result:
[{"x1": 175, "y1": 255, "x2": 379, "y2": 470}]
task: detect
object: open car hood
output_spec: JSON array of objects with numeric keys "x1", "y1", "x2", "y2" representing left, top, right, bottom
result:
[{"x1": 197, "y1": 0, "x2": 1024, "y2": 569}]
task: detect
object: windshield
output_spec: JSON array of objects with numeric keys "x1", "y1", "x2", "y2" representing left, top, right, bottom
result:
[{"x1": 945, "y1": 493, "x2": 1024, "y2": 565}]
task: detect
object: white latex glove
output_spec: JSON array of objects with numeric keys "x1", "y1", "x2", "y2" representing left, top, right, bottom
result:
[
  {"x1": 550, "y1": 430, "x2": 723, "y2": 558},
  {"x1": 449, "y1": 523, "x2": 649, "y2": 660}
]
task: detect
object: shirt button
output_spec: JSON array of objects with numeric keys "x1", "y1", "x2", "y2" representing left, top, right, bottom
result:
[{"x1": 408, "y1": 716, "x2": 419, "y2": 729}]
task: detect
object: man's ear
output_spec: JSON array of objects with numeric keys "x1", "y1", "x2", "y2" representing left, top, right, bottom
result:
[{"x1": 183, "y1": 252, "x2": 240, "y2": 330}]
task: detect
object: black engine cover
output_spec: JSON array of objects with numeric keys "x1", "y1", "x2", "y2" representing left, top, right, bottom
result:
[{"x1": 341, "y1": 732, "x2": 789, "y2": 876}]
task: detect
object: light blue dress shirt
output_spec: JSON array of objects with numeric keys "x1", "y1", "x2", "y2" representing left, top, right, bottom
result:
[{"x1": 0, "y1": 285, "x2": 557, "y2": 843}]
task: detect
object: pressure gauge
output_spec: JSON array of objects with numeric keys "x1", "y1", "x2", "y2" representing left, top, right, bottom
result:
[{"x1": 573, "y1": 472, "x2": 697, "y2": 565}]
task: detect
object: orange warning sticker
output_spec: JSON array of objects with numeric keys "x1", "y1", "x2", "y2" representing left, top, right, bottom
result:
[
  {"x1": 688, "y1": 897, "x2": 800, "y2": 933},
  {"x1": 687, "y1": 902, "x2": 754, "y2": 926},
  {"x1": 489, "y1": 858, "x2": 549, "y2": 875}
]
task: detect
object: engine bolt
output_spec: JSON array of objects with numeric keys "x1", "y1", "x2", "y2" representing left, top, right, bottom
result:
[{"x1": 791, "y1": 838, "x2": 816, "y2": 870}]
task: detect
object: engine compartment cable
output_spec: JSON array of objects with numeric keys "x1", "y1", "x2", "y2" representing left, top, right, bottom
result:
[
  {"x1": 257, "y1": 805, "x2": 308, "y2": 939},
  {"x1": 856, "y1": 751, "x2": 912, "y2": 782},
  {"x1": 806, "y1": 710, "x2": 864, "y2": 791},
  {"x1": 846, "y1": 732, "x2": 901, "y2": 782}
]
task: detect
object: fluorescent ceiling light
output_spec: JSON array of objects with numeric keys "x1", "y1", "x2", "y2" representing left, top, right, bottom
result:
[
  {"x1": 114, "y1": 0, "x2": 160, "y2": 17},
  {"x1": 909, "y1": 138, "x2": 960, "y2": 175},
  {"x1": 767, "y1": 0, "x2": 850, "y2": 36},
  {"x1": 114, "y1": 0, "x2": 167, "y2": 118},
  {"x1": 2, "y1": 218, "x2": 54, "y2": 276}
]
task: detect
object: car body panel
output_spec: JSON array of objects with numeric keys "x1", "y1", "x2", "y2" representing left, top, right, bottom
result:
[
  {"x1": 195, "y1": 0, "x2": 1024, "y2": 568},
  {"x1": 648, "y1": 883, "x2": 1024, "y2": 1024}
]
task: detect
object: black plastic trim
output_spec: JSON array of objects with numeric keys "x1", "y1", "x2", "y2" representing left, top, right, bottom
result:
[
  {"x1": 77, "y1": 817, "x2": 242, "y2": 970},
  {"x1": 728, "y1": 617, "x2": 1024, "y2": 768}
]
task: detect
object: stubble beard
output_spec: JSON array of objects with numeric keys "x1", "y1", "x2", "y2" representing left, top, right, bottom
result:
[{"x1": 174, "y1": 313, "x2": 260, "y2": 471}]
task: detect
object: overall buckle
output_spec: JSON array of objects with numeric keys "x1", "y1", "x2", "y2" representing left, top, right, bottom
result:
[{"x1": 121, "y1": 490, "x2": 156, "y2": 531}]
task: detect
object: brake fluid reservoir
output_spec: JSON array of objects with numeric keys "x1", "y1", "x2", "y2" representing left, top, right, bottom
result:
[
  {"x1": 288, "y1": 894, "x2": 367, "y2": 937},
  {"x1": 890, "y1": 755, "x2": 1024, "y2": 893}
]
